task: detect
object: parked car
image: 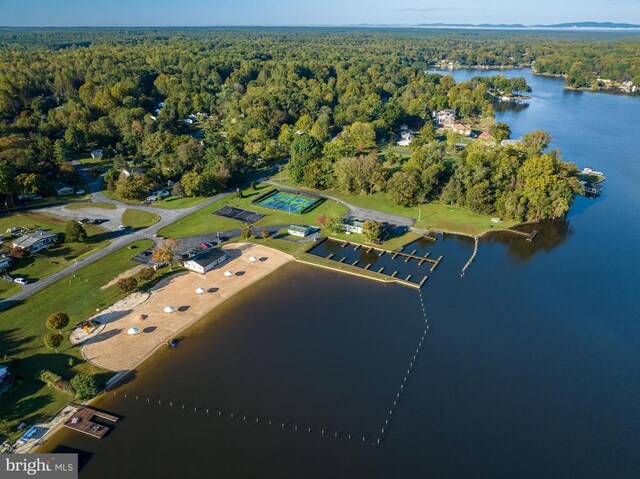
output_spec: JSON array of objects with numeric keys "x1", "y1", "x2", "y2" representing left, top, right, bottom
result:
[
  {"x1": 76, "y1": 190, "x2": 85, "y2": 195},
  {"x1": 93, "y1": 218, "x2": 107, "y2": 225},
  {"x1": 119, "y1": 225, "x2": 130, "y2": 231},
  {"x1": 78, "y1": 218, "x2": 91, "y2": 224},
  {"x1": 13, "y1": 277, "x2": 28, "y2": 285},
  {"x1": 200, "y1": 242, "x2": 216, "y2": 249},
  {"x1": 6, "y1": 227, "x2": 22, "y2": 235}
]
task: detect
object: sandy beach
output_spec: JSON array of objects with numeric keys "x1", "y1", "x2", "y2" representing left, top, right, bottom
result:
[{"x1": 81, "y1": 243, "x2": 292, "y2": 372}]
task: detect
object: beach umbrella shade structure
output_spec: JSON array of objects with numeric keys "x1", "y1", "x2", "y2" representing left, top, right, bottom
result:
[
  {"x1": 127, "y1": 327, "x2": 140, "y2": 335},
  {"x1": 248, "y1": 256, "x2": 258, "y2": 263},
  {"x1": 224, "y1": 271, "x2": 234, "y2": 277},
  {"x1": 163, "y1": 306, "x2": 176, "y2": 313},
  {"x1": 195, "y1": 287, "x2": 206, "y2": 294}
]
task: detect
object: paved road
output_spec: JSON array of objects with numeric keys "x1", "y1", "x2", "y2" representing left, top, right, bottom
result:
[{"x1": 265, "y1": 179, "x2": 415, "y2": 227}]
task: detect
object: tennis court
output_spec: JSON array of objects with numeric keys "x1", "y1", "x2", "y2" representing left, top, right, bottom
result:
[
  {"x1": 256, "y1": 191, "x2": 319, "y2": 214},
  {"x1": 214, "y1": 206, "x2": 265, "y2": 224}
]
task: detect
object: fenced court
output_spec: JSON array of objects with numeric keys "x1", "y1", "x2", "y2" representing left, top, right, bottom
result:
[
  {"x1": 213, "y1": 206, "x2": 265, "y2": 224},
  {"x1": 255, "y1": 190, "x2": 320, "y2": 214}
]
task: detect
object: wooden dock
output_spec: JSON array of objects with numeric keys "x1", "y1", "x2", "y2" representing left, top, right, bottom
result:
[
  {"x1": 63, "y1": 404, "x2": 119, "y2": 439},
  {"x1": 509, "y1": 229, "x2": 538, "y2": 242}
]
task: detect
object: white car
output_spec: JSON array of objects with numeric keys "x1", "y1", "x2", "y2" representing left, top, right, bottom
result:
[
  {"x1": 76, "y1": 190, "x2": 85, "y2": 195},
  {"x1": 14, "y1": 277, "x2": 28, "y2": 285}
]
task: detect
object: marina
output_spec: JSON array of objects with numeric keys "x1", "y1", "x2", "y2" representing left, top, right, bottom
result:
[{"x1": 307, "y1": 237, "x2": 443, "y2": 288}]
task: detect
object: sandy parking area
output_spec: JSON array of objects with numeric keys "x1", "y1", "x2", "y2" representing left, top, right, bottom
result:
[{"x1": 82, "y1": 243, "x2": 292, "y2": 372}]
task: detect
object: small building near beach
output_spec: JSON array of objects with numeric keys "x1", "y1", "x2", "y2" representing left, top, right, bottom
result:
[
  {"x1": 342, "y1": 218, "x2": 365, "y2": 234},
  {"x1": 184, "y1": 249, "x2": 228, "y2": 274},
  {"x1": 287, "y1": 225, "x2": 314, "y2": 237}
]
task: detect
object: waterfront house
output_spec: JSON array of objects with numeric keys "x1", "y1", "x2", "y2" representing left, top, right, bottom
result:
[
  {"x1": 0, "y1": 365, "x2": 15, "y2": 397},
  {"x1": 91, "y1": 149, "x2": 103, "y2": 159},
  {"x1": 12, "y1": 231, "x2": 59, "y2": 253},
  {"x1": 448, "y1": 121, "x2": 472, "y2": 137},
  {"x1": 582, "y1": 167, "x2": 604, "y2": 177},
  {"x1": 183, "y1": 249, "x2": 228, "y2": 274},
  {"x1": 56, "y1": 183, "x2": 74, "y2": 196},
  {"x1": 580, "y1": 181, "x2": 602, "y2": 197},
  {"x1": 288, "y1": 225, "x2": 314, "y2": 237},
  {"x1": 478, "y1": 131, "x2": 495, "y2": 141},
  {"x1": 342, "y1": 218, "x2": 365, "y2": 234},
  {"x1": 0, "y1": 256, "x2": 13, "y2": 271}
]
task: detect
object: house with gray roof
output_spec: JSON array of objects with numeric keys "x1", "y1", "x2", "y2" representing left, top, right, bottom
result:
[{"x1": 12, "y1": 231, "x2": 59, "y2": 253}]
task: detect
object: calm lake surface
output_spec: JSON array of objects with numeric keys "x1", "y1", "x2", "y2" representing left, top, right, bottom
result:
[{"x1": 41, "y1": 69, "x2": 640, "y2": 478}]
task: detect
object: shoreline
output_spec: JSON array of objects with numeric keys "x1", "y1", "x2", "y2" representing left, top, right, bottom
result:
[
  {"x1": 429, "y1": 65, "x2": 638, "y2": 97},
  {"x1": 81, "y1": 243, "x2": 292, "y2": 375}
]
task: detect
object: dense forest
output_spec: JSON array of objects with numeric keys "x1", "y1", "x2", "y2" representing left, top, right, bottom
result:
[{"x1": 0, "y1": 28, "x2": 632, "y2": 221}]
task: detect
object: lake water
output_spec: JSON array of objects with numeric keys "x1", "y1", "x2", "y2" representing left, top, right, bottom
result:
[{"x1": 40, "y1": 69, "x2": 640, "y2": 478}]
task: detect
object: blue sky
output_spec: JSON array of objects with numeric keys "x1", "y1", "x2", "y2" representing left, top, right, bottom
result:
[{"x1": 1, "y1": 0, "x2": 639, "y2": 26}]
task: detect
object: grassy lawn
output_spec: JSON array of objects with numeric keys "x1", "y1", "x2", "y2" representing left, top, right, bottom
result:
[
  {"x1": 65, "y1": 202, "x2": 117, "y2": 210},
  {"x1": 158, "y1": 184, "x2": 349, "y2": 238},
  {"x1": 121, "y1": 209, "x2": 161, "y2": 229},
  {"x1": 0, "y1": 281, "x2": 21, "y2": 298},
  {"x1": 102, "y1": 190, "x2": 144, "y2": 206},
  {"x1": 153, "y1": 195, "x2": 207, "y2": 209},
  {"x1": 0, "y1": 240, "x2": 154, "y2": 432},
  {"x1": 0, "y1": 212, "x2": 113, "y2": 297}
]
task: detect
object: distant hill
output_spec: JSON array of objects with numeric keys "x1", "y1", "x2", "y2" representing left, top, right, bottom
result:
[{"x1": 417, "y1": 22, "x2": 640, "y2": 30}]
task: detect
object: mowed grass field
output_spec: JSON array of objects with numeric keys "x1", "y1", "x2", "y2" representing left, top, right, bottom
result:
[
  {"x1": 121, "y1": 209, "x2": 161, "y2": 229},
  {"x1": 158, "y1": 184, "x2": 349, "y2": 238},
  {"x1": 0, "y1": 240, "x2": 154, "y2": 430},
  {"x1": 0, "y1": 212, "x2": 113, "y2": 298}
]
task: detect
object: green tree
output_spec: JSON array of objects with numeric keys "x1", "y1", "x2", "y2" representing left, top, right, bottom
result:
[
  {"x1": 386, "y1": 171, "x2": 422, "y2": 207},
  {"x1": 522, "y1": 130, "x2": 553, "y2": 154},
  {"x1": 490, "y1": 122, "x2": 511, "y2": 142},
  {"x1": 70, "y1": 374, "x2": 103, "y2": 400},
  {"x1": 289, "y1": 134, "x2": 322, "y2": 184},
  {"x1": 46, "y1": 312, "x2": 70, "y2": 334},
  {"x1": 43, "y1": 332, "x2": 63, "y2": 352},
  {"x1": 115, "y1": 173, "x2": 153, "y2": 200},
  {"x1": 342, "y1": 122, "x2": 376, "y2": 152},
  {"x1": 326, "y1": 215, "x2": 344, "y2": 235},
  {"x1": 362, "y1": 220, "x2": 383, "y2": 243},
  {"x1": 115, "y1": 277, "x2": 138, "y2": 294},
  {"x1": 65, "y1": 221, "x2": 87, "y2": 242}
]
